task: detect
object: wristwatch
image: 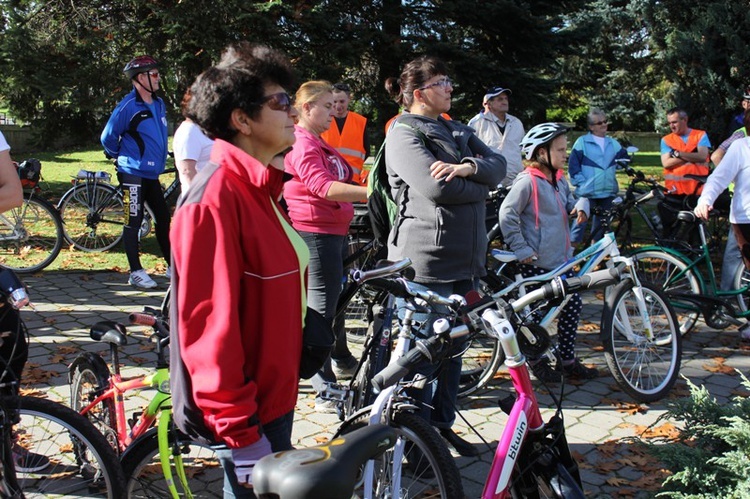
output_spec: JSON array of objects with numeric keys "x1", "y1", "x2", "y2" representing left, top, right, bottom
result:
[{"x1": 670, "y1": 149, "x2": 681, "y2": 159}]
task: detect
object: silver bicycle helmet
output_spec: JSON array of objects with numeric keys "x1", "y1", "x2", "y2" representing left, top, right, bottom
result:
[{"x1": 520, "y1": 123, "x2": 569, "y2": 160}]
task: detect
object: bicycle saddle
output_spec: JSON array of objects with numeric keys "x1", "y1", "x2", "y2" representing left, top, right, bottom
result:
[
  {"x1": 89, "y1": 321, "x2": 128, "y2": 346},
  {"x1": 677, "y1": 211, "x2": 697, "y2": 223},
  {"x1": 253, "y1": 424, "x2": 396, "y2": 499}
]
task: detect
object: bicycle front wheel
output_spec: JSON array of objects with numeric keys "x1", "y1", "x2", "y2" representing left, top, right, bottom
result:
[
  {"x1": 59, "y1": 183, "x2": 125, "y2": 252},
  {"x1": 0, "y1": 195, "x2": 63, "y2": 273},
  {"x1": 601, "y1": 280, "x2": 681, "y2": 403},
  {"x1": 121, "y1": 426, "x2": 223, "y2": 497},
  {"x1": 631, "y1": 249, "x2": 700, "y2": 335},
  {"x1": 69, "y1": 355, "x2": 119, "y2": 451},
  {"x1": 14, "y1": 395, "x2": 126, "y2": 498},
  {"x1": 342, "y1": 411, "x2": 464, "y2": 498},
  {"x1": 732, "y1": 263, "x2": 750, "y2": 313},
  {"x1": 458, "y1": 331, "x2": 503, "y2": 398}
]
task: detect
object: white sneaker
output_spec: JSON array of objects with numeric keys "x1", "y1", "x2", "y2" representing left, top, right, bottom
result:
[
  {"x1": 129, "y1": 269, "x2": 157, "y2": 289},
  {"x1": 165, "y1": 266, "x2": 171, "y2": 279}
]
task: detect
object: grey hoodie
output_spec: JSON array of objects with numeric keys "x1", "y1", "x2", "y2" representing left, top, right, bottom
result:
[
  {"x1": 385, "y1": 114, "x2": 506, "y2": 283},
  {"x1": 499, "y1": 167, "x2": 577, "y2": 270}
]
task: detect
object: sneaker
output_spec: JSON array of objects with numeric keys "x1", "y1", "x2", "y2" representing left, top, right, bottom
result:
[
  {"x1": 530, "y1": 359, "x2": 561, "y2": 383},
  {"x1": 13, "y1": 444, "x2": 49, "y2": 473},
  {"x1": 165, "y1": 266, "x2": 172, "y2": 279},
  {"x1": 129, "y1": 269, "x2": 157, "y2": 289},
  {"x1": 562, "y1": 359, "x2": 600, "y2": 380},
  {"x1": 314, "y1": 399, "x2": 338, "y2": 414},
  {"x1": 739, "y1": 322, "x2": 750, "y2": 340},
  {"x1": 332, "y1": 357, "x2": 358, "y2": 380}
]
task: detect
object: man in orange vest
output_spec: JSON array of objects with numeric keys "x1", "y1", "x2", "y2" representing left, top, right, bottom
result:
[
  {"x1": 659, "y1": 107, "x2": 711, "y2": 237},
  {"x1": 321, "y1": 83, "x2": 370, "y2": 185}
]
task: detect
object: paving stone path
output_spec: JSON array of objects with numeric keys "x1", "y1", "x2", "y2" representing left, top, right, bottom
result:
[{"x1": 19, "y1": 270, "x2": 750, "y2": 498}]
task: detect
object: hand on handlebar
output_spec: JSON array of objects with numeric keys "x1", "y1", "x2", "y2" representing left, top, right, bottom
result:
[{"x1": 694, "y1": 202, "x2": 712, "y2": 220}]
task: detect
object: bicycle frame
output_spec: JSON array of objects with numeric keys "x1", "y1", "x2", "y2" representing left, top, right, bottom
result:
[
  {"x1": 638, "y1": 221, "x2": 750, "y2": 318},
  {"x1": 491, "y1": 231, "x2": 655, "y2": 341}
]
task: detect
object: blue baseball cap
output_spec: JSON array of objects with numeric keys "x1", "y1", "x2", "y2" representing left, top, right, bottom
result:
[{"x1": 483, "y1": 87, "x2": 511, "y2": 104}]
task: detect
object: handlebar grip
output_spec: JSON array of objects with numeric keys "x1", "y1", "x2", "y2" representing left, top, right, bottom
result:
[
  {"x1": 129, "y1": 312, "x2": 156, "y2": 326},
  {"x1": 372, "y1": 337, "x2": 440, "y2": 393},
  {"x1": 129, "y1": 312, "x2": 170, "y2": 338},
  {"x1": 563, "y1": 266, "x2": 622, "y2": 293}
]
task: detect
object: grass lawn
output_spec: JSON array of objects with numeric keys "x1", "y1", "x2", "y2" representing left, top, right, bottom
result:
[{"x1": 16, "y1": 146, "x2": 176, "y2": 275}]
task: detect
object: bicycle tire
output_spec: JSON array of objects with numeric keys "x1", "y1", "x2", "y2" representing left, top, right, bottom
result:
[
  {"x1": 601, "y1": 280, "x2": 681, "y2": 403},
  {"x1": 69, "y1": 354, "x2": 119, "y2": 452},
  {"x1": 457, "y1": 331, "x2": 504, "y2": 398},
  {"x1": 510, "y1": 461, "x2": 585, "y2": 499},
  {"x1": 58, "y1": 183, "x2": 126, "y2": 252},
  {"x1": 631, "y1": 249, "x2": 701, "y2": 335},
  {"x1": 14, "y1": 395, "x2": 126, "y2": 498},
  {"x1": 120, "y1": 426, "x2": 223, "y2": 497},
  {"x1": 0, "y1": 195, "x2": 63, "y2": 273},
  {"x1": 342, "y1": 286, "x2": 382, "y2": 345},
  {"x1": 732, "y1": 263, "x2": 750, "y2": 314},
  {"x1": 341, "y1": 411, "x2": 464, "y2": 498}
]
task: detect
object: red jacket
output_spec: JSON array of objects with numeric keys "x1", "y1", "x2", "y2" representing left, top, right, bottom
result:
[{"x1": 170, "y1": 139, "x2": 306, "y2": 449}]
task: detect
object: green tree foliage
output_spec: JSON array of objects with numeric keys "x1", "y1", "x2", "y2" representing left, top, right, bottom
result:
[
  {"x1": 557, "y1": 0, "x2": 663, "y2": 132},
  {"x1": 646, "y1": 1, "x2": 750, "y2": 143},
  {"x1": 643, "y1": 373, "x2": 750, "y2": 498}
]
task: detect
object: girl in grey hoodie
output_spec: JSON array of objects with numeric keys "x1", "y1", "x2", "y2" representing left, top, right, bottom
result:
[{"x1": 499, "y1": 123, "x2": 598, "y2": 382}]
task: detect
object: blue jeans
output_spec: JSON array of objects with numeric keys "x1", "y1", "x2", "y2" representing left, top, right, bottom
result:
[
  {"x1": 299, "y1": 232, "x2": 353, "y2": 394},
  {"x1": 216, "y1": 411, "x2": 294, "y2": 498},
  {"x1": 570, "y1": 196, "x2": 615, "y2": 244},
  {"x1": 398, "y1": 279, "x2": 477, "y2": 429}
]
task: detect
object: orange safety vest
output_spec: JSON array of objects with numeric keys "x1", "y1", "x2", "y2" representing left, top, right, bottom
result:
[
  {"x1": 662, "y1": 129, "x2": 709, "y2": 195},
  {"x1": 321, "y1": 112, "x2": 368, "y2": 185}
]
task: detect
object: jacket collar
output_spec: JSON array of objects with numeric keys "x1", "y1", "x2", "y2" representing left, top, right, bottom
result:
[
  {"x1": 527, "y1": 166, "x2": 564, "y2": 182},
  {"x1": 209, "y1": 139, "x2": 284, "y2": 199}
]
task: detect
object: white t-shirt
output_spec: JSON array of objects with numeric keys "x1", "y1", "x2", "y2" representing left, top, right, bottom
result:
[
  {"x1": 592, "y1": 134, "x2": 606, "y2": 152},
  {"x1": 173, "y1": 121, "x2": 214, "y2": 172},
  {"x1": 0, "y1": 132, "x2": 10, "y2": 153}
]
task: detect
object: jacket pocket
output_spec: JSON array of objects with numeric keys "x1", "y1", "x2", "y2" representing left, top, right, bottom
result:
[{"x1": 434, "y1": 206, "x2": 445, "y2": 246}]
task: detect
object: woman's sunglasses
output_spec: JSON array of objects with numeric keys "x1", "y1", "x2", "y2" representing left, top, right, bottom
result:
[{"x1": 256, "y1": 92, "x2": 293, "y2": 112}]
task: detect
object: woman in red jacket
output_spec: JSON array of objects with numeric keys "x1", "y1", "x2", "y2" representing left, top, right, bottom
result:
[
  {"x1": 170, "y1": 43, "x2": 307, "y2": 496},
  {"x1": 284, "y1": 81, "x2": 367, "y2": 412}
]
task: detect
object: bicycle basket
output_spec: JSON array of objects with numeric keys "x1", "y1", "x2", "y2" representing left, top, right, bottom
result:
[{"x1": 16, "y1": 158, "x2": 41, "y2": 189}]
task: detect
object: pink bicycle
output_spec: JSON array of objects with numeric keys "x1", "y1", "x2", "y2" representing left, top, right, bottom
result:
[{"x1": 254, "y1": 266, "x2": 629, "y2": 498}]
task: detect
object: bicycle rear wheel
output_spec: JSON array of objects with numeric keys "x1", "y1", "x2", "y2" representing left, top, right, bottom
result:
[
  {"x1": 0, "y1": 195, "x2": 63, "y2": 273},
  {"x1": 121, "y1": 426, "x2": 223, "y2": 497},
  {"x1": 58, "y1": 183, "x2": 125, "y2": 252},
  {"x1": 69, "y1": 354, "x2": 119, "y2": 451},
  {"x1": 14, "y1": 395, "x2": 126, "y2": 498},
  {"x1": 732, "y1": 263, "x2": 750, "y2": 313},
  {"x1": 341, "y1": 412, "x2": 464, "y2": 498},
  {"x1": 631, "y1": 249, "x2": 700, "y2": 335},
  {"x1": 601, "y1": 280, "x2": 681, "y2": 403}
]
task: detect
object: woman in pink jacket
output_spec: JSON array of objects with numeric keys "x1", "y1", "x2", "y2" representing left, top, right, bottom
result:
[{"x1": 284, "y1": 80, "x2": 367, "y2": 412}]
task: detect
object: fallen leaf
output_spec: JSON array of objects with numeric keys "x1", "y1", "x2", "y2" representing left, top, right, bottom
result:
[
  {"x1": 606, "y1": 476, "x2": 629, "y2": 487},
  {"x1": 702, "y1": 357, "x2": 736, "y2": 375},
  {"x1": 56, "y1": 346, "x2": 80, "y2": 355}
]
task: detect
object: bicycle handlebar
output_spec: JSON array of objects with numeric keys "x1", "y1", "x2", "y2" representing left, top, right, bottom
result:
[
  {"x1": 351, "y1": 258, "x2": 412, "y2": 283},
  {"x1": 371, "y1": 266, "x2": 623, "y2": 393},
  {"x1": 129, "y1": 312, "x2": 169, "y2": 339},
  {"x1": 364, "y1": 276, "x2": 466, "y2": 310}
]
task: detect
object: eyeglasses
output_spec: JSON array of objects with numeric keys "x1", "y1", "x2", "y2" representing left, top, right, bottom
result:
[
  {"x1": 255, "y1": 92, "x2": 293, "y2": 112},
  {"x1": 146, "y1": 71, "x2": 160, "y2": 78},
  {"x1": 592, "y1": 120, "x2": 608, "y2": 126},
  {"x1": 418, "y1": 77, "x2": 453, "y2": 91}
]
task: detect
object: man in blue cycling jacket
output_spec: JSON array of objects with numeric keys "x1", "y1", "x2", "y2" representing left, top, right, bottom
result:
[{"x1": 101, "y1": 55, "x2": 171, "y2": 289}]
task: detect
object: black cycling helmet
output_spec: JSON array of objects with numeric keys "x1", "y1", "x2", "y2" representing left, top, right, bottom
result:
[
  {"x1": 520, "y1": 123, "x2": 569, "y2": 160},
  {"x1": 123, "y1": 55, "x2": 159, "y2": 80}
]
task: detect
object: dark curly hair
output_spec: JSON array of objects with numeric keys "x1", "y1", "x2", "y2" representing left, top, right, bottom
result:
[
  {"x1": 187, "y1": 42, "x2": 294, "y2": 141},
  {"x1": 385, "y1": 56, "x2": 448, "y2": 109}
]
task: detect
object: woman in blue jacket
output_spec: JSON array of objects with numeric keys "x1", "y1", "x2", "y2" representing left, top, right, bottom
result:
[{"x1": 568, "y1": 108, "x2": 628, "y2": 244}]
